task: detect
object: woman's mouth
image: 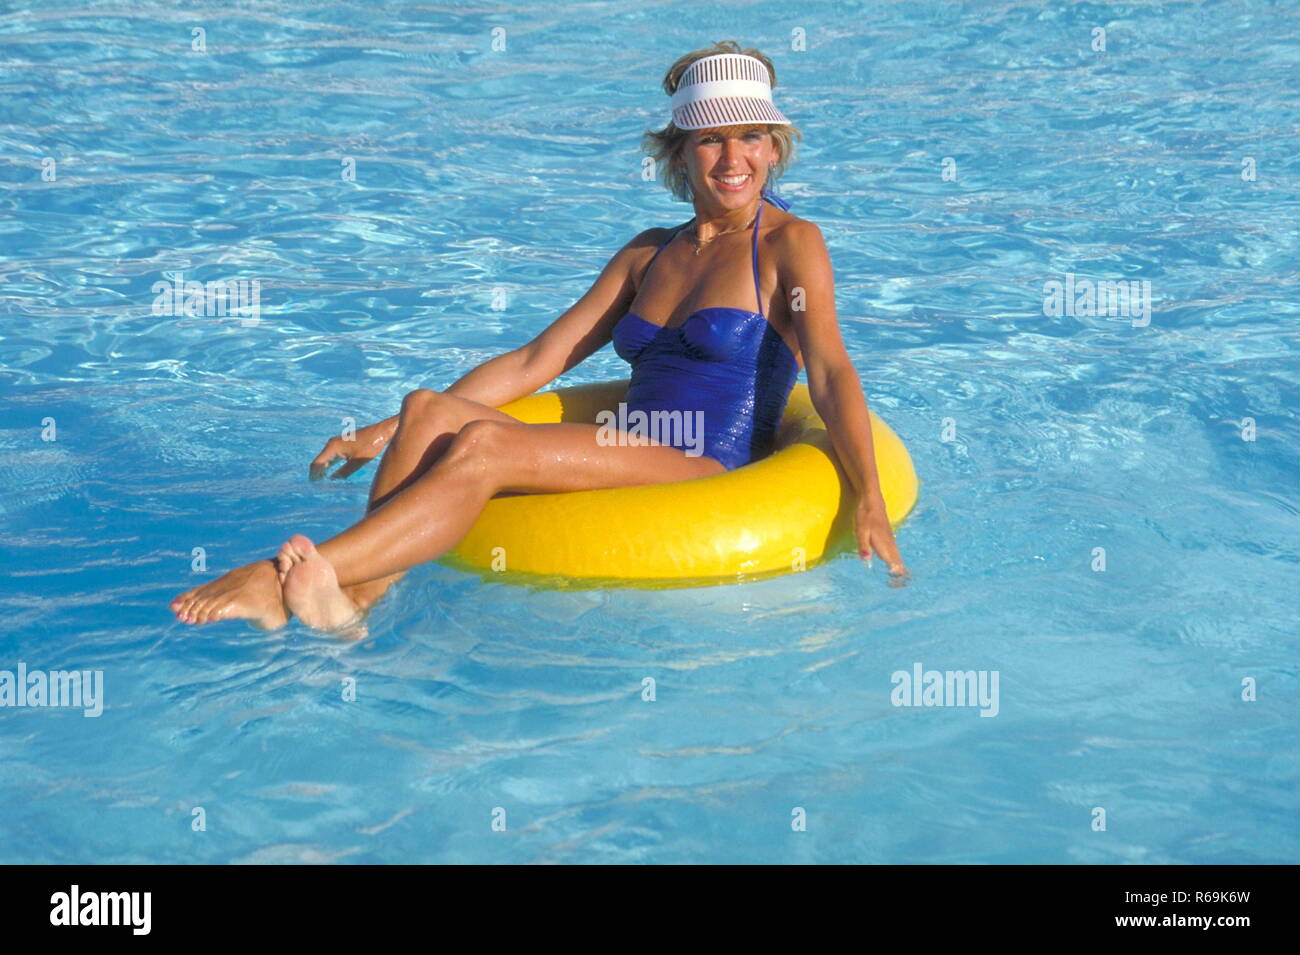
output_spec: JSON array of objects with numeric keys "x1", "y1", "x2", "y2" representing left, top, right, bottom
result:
[{"x1": 711, "y1": 173, "x2": 752, "y2": 193}]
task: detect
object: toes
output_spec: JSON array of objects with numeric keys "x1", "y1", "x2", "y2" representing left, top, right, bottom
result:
[
  {"x1": 187, "y1": 595, "x2": 209, "y2": 623},
  {"x1": 289, "y1": 534, "x2": 317, "y2": 559},
  {"x1": 276, "y1": 543, "x2": 307, "y2": 584},
  {"x1": 195, "y1": 594, "x2": 225, "y2": 625},
  {"x1": 174, "y1": 583, "x2": 213, "y2": 622}
]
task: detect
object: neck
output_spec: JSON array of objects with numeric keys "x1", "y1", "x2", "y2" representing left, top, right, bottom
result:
[{"x1": 690, "y1": 194, "x2": 763, "y2": 243}]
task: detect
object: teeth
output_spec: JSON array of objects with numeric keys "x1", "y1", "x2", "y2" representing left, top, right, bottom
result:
[{"x1": 716, "y1": 174, "x2": 750, "y2": 185}]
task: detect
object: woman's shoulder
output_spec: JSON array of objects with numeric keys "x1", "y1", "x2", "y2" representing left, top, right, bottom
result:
[
  {"x1": 763, "y1": 206, "x2": 824, "y2": 255},
  {"x1": 629, "y1": 220, "x2": 685, "y2": 246},
  {"x1": 606, "y1": 222, "x2": 688, "y2": 289},
  {"x1": 763, "y1": 207, "x2": 832, "y2": 292},
  {"x1": 618, "y1": 221, "x2": 688, "y2": 262},
  {"x1": 763, "y1": 202, "x2": 814, "y2": 235}
]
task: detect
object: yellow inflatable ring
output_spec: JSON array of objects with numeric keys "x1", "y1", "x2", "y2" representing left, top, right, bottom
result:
[{"x1": 440, "y1": 379, "x2": 919, "y2": 589}]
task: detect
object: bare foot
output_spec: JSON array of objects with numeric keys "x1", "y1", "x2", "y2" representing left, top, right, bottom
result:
[
  {"x1": 277, "y1": 534, "x2": 367, "y2": 638},
  {"x1": 170, "y1": 559, "x2": 289, "y2": 629}
]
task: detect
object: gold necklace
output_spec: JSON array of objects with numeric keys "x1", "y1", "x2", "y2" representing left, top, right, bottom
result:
[{"x1": 688, "y1": 201, "x2": 761, "y2": 255}]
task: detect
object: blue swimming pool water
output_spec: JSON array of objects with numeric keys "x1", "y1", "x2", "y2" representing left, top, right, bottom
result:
[{"x1": 2, "y1": 0, "x2": 1297, "y2": 864}]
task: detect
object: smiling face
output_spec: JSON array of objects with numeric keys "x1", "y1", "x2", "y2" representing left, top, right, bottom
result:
[{"x1": 678, "y1": 124, "x2": 781, "y2": 210}]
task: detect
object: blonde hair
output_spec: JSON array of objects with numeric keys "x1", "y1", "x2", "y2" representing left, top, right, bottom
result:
[{"x1": 641, "y1": 40, "x2": 802, "y2": 203}]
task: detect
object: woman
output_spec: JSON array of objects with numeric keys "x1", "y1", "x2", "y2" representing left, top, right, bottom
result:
[{"x1": 170, "y1": 42, "x2": 909, "y2": 633}]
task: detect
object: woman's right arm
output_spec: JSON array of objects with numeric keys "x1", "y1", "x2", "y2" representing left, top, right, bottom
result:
[
  {"x1": 440, "y1": 228, "x2": 661, "y2": 407},
  {"x1": 311, "y1": 229, "x2": 660, "y2": 478}
]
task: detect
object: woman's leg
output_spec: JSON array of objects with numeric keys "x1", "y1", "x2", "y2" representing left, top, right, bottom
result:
[
  {"x1": 169, "y1": 559, "x2": 288, "y2": 630},
  {"x1": 278, "y1": 418, "x2": 725, "y2": 630},
  {"x1": 368, "y1": 389, "x2": 521, "y2": 510},
  {"x1": 336, "y1": 389, "x2": 521, "y2": 610},
  {"x1": 171, "y1": 388, "x2": 521, "y2": 627}
]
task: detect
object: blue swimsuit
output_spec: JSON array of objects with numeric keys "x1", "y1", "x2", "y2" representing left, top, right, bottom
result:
[{"x1": 611, "y1": 193, "x2": 801, "y2": 471}]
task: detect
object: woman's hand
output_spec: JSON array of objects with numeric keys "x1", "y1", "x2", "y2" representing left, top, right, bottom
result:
[
  {"x1": 310, "y1": 417, "x2": 397, "y2": 480},
  {"x1": 855, "y1": 492, "x2": 909, "y2": 580}
]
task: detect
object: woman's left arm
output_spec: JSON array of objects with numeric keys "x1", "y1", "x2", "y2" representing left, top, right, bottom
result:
[{"x1": 776, "y1": 219, "x2": 908, "y2": 577}]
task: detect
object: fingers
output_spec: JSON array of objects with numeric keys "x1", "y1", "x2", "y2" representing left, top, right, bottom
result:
[
  {"x1": 859, "y1": 531, "x2": 908, "y2": 578},
  {"x1": 310, "y1": 444, "x2": 341, "y2": 480},
  {"x1": 329, "y1": 457, "x2": 370, "y2": 480},
  {"x1": 878, "y1": 544, "x2": 908, "y2": 577},
  {"x1": 309, "y1": 453, "x2": 371, "y2": 481},
  {"x1": 310, "y1": 438, "x2": 376, "y2": 481},
  {"x1": 875, "y1": 538, "x2": 906, "y2": 575}
]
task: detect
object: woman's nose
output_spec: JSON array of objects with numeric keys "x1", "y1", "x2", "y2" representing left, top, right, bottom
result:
[{"x1": 719, "y1": 136, "x2": 751, "y2": 168}]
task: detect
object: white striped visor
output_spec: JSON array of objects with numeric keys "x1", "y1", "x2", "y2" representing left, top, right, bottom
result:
[{"x1": 669, "y1": 53, "x2": 791, "y2": 130}]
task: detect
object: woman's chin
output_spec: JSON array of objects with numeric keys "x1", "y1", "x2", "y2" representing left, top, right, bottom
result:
[{"x1": 707, "y1": 187, "x2": 758, "y2": 206}]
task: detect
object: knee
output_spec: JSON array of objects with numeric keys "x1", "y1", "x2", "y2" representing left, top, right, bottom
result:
[
  {"x1": 443, "y1": 418, "x2": 513, "y2": 465},
  {"x1": 400, "y1": 388, "x2": 444, "y2": 423}
]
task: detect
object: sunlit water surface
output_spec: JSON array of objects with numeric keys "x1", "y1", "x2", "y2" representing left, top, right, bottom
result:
[{"x1": 1, "y1": 0, "x2": 1297, "y2": 863}]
